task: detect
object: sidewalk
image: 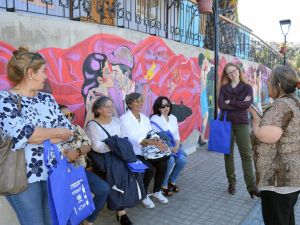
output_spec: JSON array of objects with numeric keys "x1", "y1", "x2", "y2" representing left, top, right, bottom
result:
[{"x1": 94, "y1": 143, "x2": 300, "y2": 225}]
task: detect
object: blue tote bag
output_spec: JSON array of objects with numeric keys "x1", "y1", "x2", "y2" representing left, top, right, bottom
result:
[
  {"x1": 43, "y1": 140, "x2": 73, "y2": 225},
  {"x1": 68, "y1": 163, "x2": 95, "y2": 225},
  {"x1": 208, "y1": 110, "x2": 231, "y2": 154}
]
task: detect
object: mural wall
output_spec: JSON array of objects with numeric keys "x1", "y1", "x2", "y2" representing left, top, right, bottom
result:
[{"x1": 0, "y1": 34, "x2": 270, "y2": 143}]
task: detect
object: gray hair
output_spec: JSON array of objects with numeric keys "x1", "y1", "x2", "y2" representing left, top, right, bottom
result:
[
  {"x1": 270, "y1": 65, "x2": 299, "y2": 98},
  {"x1": 125, "y1": 92, "x2": 143, "y2": 110},
  {"x1": 91, "y1": 96, "x2": 114, "y2": 117}
]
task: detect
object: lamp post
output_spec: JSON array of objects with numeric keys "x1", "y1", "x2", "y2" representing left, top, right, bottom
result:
[
  {"x1": 197, "y1": 0, "x2": 232, "y2": 119},
  {"x1": 279, "y1": 19, "x2": 291, "y2": 66}
]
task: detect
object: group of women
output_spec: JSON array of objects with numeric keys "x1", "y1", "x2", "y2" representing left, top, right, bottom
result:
[
  {"x1": 1, "y1": 45, "x2": 187, "y2": 225},
  {"x1": 2, "y1": 45, "x2": 300, "y2": 225}
]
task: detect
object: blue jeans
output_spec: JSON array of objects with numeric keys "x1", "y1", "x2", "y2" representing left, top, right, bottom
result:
[
  {"x1": 162, "y1": 154, "x2": 187, "y2": 187},
  {"x1": 6, "y1": 181, "x2": 52, "y2": 225},
  {"x1": 85, "y1": 170, "x2": 110, "y2": 223}
]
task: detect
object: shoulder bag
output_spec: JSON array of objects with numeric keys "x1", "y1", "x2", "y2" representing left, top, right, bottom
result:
[
  {"x1": 0, "y1": 91, "x2": 28, "y2": 195},
  {"x1": 142, "y1": 130, "x2": 172, "y2": 162}
]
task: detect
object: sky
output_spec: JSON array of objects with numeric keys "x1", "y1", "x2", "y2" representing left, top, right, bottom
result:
[{"x1": 238, "y1": 0, "x2": 300, "y2": 44}]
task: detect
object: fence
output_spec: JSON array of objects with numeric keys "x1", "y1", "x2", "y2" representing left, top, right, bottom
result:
[{"x1": 0, "y1": 0, "x2": 297, "y2": 70}]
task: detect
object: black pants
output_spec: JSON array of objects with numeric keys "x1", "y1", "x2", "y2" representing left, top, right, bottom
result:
[
  {"x1": 261, "y1": 190, "x2": 300, "y2": 225},
  {"x1": 137, "y1": 155, "x2": 167, "y2": 193}
]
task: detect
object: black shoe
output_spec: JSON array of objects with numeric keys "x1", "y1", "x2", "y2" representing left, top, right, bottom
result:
[
  {"x1": 249, "y1": 187, "x2": 261, "y2": 199},
  {"x1": 198, "y1": 135, "x2": 207, "y2": 146},
  {"x1": 116, "y1": 213, "x2": 133, "y2": 225},
  {"x1": 228, "y1": 184, "x2": 236, "y2": 195}
]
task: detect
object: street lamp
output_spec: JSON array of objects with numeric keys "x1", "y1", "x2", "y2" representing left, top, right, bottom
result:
[{"x1": 279, "y1": 19, "x2": 291, "y2": 66}]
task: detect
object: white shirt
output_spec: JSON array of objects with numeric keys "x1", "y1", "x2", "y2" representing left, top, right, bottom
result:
[
  {"x1": 120, "y1": 110, "x2": 152, "y2": 156},
  {"x1": 86, "y1": 117, "x2": 125, "y2": 153},
  {"x1": 150, "y1": 114, "x2": 180, "y2": 141}
]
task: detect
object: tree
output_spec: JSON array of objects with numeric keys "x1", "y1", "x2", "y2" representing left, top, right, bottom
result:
[{"x1": 294, "y1": 54, "x2": 300, "y2": 69}]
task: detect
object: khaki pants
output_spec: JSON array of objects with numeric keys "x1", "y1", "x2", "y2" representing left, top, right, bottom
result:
[{"x1": 224, "y1": 124, "x2": 256, "y2": 192}]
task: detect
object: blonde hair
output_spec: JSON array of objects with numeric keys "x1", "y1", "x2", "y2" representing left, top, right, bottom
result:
[
  {"x1": 219, "y1": 62, "x2": 249, "y2": 90},
  {"x1": 7, "y1": 45, "x2": 46, "y2": 84}
]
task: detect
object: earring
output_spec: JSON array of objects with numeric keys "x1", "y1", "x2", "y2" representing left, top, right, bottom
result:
[{"x1": 30, "y1": 77, "x2": 32, "y2": 80}]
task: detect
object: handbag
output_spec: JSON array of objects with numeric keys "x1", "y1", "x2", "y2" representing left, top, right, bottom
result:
[
  {"x1": 142, "y1": 130, "x2": 172, "y2": 162},
  {"x1": 208, "y1": 110, "x2": 231, "y2": 154},
  {"x1": 44, "y1": 140, "x2": 95, "y2": 225},
  {"x1": 126, "y1": 159, "x2": 148, "y2": 173},
  {"x1": 150, "y1": 121, "x2": 186, "y2": 157},
  {"x1": 0, "y1": 91, "x2": 28, "y2": 195},
  {"x1": 44, "y1": 139, "x2": 73, "y2": 225}
]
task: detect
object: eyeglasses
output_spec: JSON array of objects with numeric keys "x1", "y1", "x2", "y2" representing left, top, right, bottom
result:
[
  {"x1": 160, "y1": 103, "x2": 170, "y2": 109},
  {"x1": 103, "y1": 105, "x2": 115, "y2": 109},
  {"x1": 28, "y1": 52, "x2": 41, "y2": 66},
  {"x1": 133, "y1": 99, "x2": 144, "y2": 103},
  {"x1": 227, "y1": 68, "x2": 238, "y2": 76},
  {"x1": 64, "y1": 112, "x2": 75, "y2": 122}
]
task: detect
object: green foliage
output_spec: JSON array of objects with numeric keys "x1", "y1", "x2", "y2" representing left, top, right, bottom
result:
[{"x1": 294, "y1": 54, "x2": 300, "y2": 69}]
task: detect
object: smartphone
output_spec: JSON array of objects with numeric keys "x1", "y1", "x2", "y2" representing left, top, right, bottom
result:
[{"x1": 250, "y1": 104, "x2": 263, "y2": 117}]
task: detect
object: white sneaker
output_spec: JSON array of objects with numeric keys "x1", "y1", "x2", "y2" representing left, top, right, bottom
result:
[
  {"x1": 152, "y1": 191, "x2": 168, "y2": 204},
  {"x1": 142, "y1": 195, "x2": 155, "y2": 209}
]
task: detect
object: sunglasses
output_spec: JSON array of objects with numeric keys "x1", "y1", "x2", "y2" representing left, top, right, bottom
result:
[
  {"x1": 64, "y1": 112, "x2": 75, "y2": 122},
  {"x1": 133, "y1": 99, "x2": 144, "y2": 103},
  {"x1": 28, "y1": 52, "x2": 41, "y2": 66},
  {"x1": 160, "y1": 103, "x2": 170, "y2": 109}
]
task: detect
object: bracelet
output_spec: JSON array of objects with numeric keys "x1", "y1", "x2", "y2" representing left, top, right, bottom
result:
[{"x1": 75, "y1": 148, "x2": 82, "y2": 157}]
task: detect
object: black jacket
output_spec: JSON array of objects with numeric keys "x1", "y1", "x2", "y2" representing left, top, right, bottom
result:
[{"x1": 104, "y1": 136, "x2": 146, "y2": 211}]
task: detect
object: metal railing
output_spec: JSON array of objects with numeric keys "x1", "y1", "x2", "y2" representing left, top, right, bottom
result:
[{"x1": 1, "y1": 0, "x2": 297, "y2": 70}]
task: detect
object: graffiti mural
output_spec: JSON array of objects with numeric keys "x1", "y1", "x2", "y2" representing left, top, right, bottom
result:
[{"x1": 0, "y1": 34, "x2": 271, "y2": 142}]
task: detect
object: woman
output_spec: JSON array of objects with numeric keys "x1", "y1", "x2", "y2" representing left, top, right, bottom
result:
[
  {"x1": 198, "y1": 53, "x2": 209, "y2": 146},
  {"x1": 120, "y1": 92, "x2": 169, "y2": 208},
  {"x1": 218, "y1": 62, "x2": 260, "y2": 197},
  {"x1": 0, "y1": 45, "x2": 73, "y2": 225},
  {"x1": 59, "y1": 104, "x2": 109, "y2": 225},
  {"x1": 81, "y1": 53, "x2": 117, "y2": 129},
  {"x1": 150, "y1": 96, "x2": 187, "y2": 196},
  {"x1": 249, "y1": 65, "x2": 300, "y2": 225},
  {"x1": 86, "y1": 96, "x2": 133, "y2": 225}
]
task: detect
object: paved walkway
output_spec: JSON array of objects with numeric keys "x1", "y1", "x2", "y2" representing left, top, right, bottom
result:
[{"x1": 94, "y1": 144, "x2": 300, "y2": 225}]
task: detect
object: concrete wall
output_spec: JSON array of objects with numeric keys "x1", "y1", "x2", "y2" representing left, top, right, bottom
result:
[{"x1": 0, "y1": 11, "x2": 269, "y2": 224}]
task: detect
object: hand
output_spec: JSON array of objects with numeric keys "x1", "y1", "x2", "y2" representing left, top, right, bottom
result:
[
  {"x1": 56, "y1": 128, "x2": 73, "y2": 142},
  {"x1": 64, "y1": 149, "x2": 79, "y2": 162},
  {"x1": 156, "y1": 142, "x2": 169, "y2": 153},
  {"x1": 152, "y1": 137, "x2": 162, "y2": 147},
  {"x1": 171, "y1": 146, "x2": 179, "y2": 154},
  {"x1": 225, "y1": 100, "x2": 230, "y2": 104},
  {"x1": 244, "y1": 95, "x2": 251, "y2": 101}
]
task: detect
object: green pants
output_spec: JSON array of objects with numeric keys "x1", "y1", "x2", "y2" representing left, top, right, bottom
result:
[{"x1": 224, "y1": 124, "x2": 256, "y2": 192}]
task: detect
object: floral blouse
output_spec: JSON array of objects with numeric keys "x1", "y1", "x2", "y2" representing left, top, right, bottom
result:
[
  {"x1": 0, "y1": 91, "x2": 72, "y2": 183},
  {"x1": 61, "y1": 124, "x2": 91, "y2": 168},
  {"x1": 251, "y1": 94, "x2": 300, "y2": 188}
]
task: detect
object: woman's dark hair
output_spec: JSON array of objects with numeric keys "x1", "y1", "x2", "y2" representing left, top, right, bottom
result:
[
  {"x1": 91, "y1": 96, "x2": 114, "y2": 118},
  {"x1": 270, "y1": 65, "x2": 300, "y2": 98},
  {"x1": 125, "y1": 92, "x2": 143, "y2": 110},
  {"x1": 81, "y1": 53, "x2": 107, "y2": 103},
  {"x1": 198, "y1": 53, "x2": 205, "y2": 69},
  {"x1": 152, "y1": 96, "x2": 173, "y2": 116}
]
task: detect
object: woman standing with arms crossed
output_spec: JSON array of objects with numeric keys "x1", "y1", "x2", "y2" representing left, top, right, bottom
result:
[
  {"x1": 218, "y1": 62, "x2": 260, "y2": 198},
  {"x1": 0, "y1": 45, "x2": 73, "y2": 225},
  {"x1": 250, "y1": 65, "x2": 300, "y2": 225}
]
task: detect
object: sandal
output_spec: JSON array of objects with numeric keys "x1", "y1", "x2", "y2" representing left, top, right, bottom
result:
[
  {"x1": 161, "y1": 187, "x2": 173, "y2": 196},
  {"x1": 168, "y1": 181, "x2": 179, "y2": 192}
]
